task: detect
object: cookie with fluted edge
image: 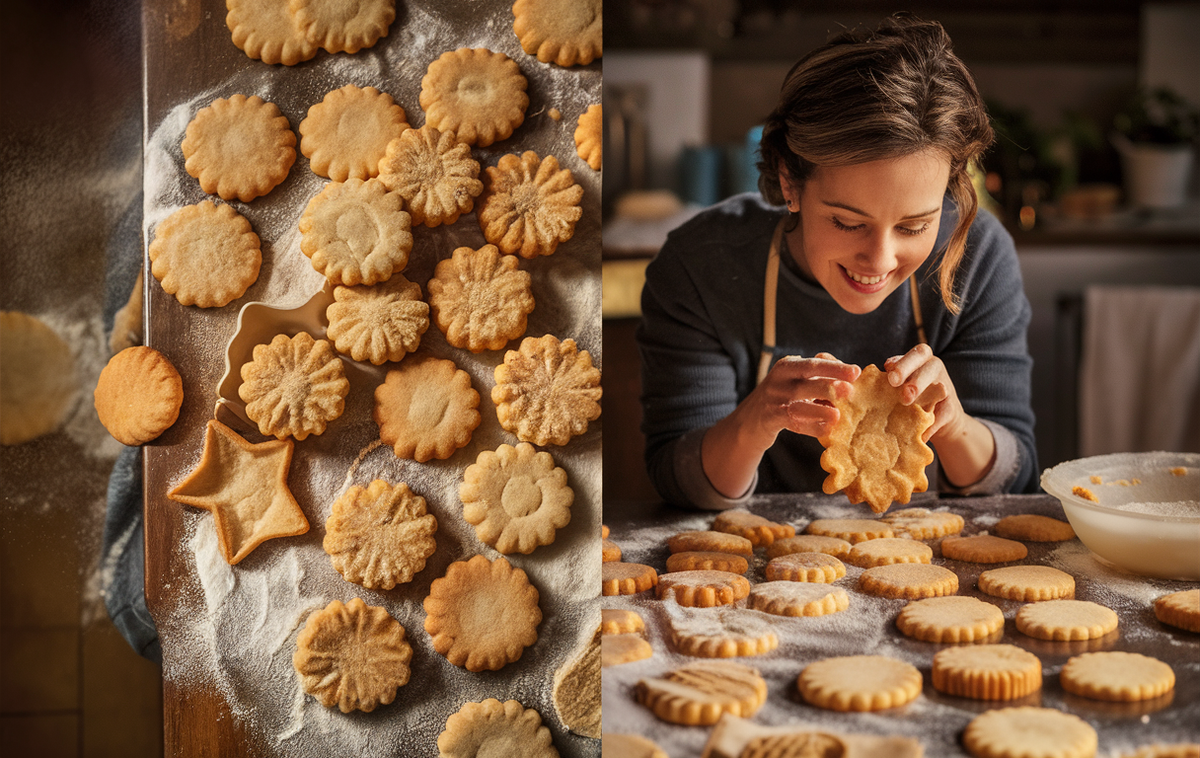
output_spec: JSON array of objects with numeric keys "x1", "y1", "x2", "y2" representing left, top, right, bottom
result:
[
  {"x1": 325, "y1": 275, "x2": 428, "y2": 365},
  {"x1": 1061, "y1": 651, "x2": 1175, "y2": 702},
  {"x1": 322, "y1": 479, "x2": 437, "y2": 590},
  {"x1": 670, "y1": 608, "x2": 778, "y2": 658},
  {"x1": 964, "y1": 707, "x2": 1097, "y2": 758},
  {"x1": 1154, "y1": 589, "x2": 1200, "y2": 632},
  {"x1": 858, "y1": 563, "x2": 958, "y2": 599},
  {"x1": 602, "y1": 539, "x2": 622, "y2": 562},
  {"x1": 994, "y1": 513, "x2": 1075, "y2": 542},
  {"x1": 667, "y1": 530, "x2": 753, "y2": 555},
  {"x1": 239, "y1": 332, "x2": 349, "y2": 440},
  {"x1": 420, "y1": 48, "x2": 528, "y2": 147},
  {"x1": 766, "y1": 534, "x2": 851, "y2": 560},
  {"x1": 574, "y1": 104, "x2": 602, "y2": 168},
  {"x1": 374, "y1": 355, "x2": 481, "y2": 462},
  {"x1": 932, "y1": 644, "x2": 1042, "y2": 700},
  {"x1": 636, "y1": 660, "x2": 767, "y2": 725},
  {"x1": 290, "y1": 0, "x2": 395, "y2": 54},
  {"x1": 798, "y1": 655, "x2": 922, "y2": 712},
  {"x1": 460, "y1": 442, "x2": 573, "y2": 555},
  {"x1": 978, "y1": 565, "x2": 1075, "y2": 602},
  {"x1": 666, "y1": 551, "x2": 748, "y2": 574},
  {"x1": 657, "y1": 570, "x2": 750, "y2": 608},
  {"x1": 941, "y1": 534, "x2": 1027, "y2": 563},
  {"x1": 427, "y1": 244, "x2": 534, "y2": 353},
  {"x1": 1016, "y1": 599, "x2": 1118, "y2": 641},
  {"x1": 1120, "y1": 744, "x2": 1200, "y2": 758},
  {"x1": 492, "y1": 334, "x2": 601, "y2": 446},
  {"x1": 881, "y1": 507, "x2": 964, "y2": 539},
  {"x1": 765, "y1": 552, "x2": 845, "y2": 583},
  {"x1": 300, "y1": 85, "x2": 409, "y2": 181},
  {"x1": 148, "y1": 200, "x2": 261, "y2": 308},
  {"x1": 0, "y1": 312, "x2": 77, "y2": 446},
  {"x1": 711, "y1": 509, "x2": 794, "y2": 547},
  {"x1": 602, "y1": 634, "x2": 653, "y2": 667},
  {"x1": 436, "y1": 698, "x2": 558, "y2": 758},
  {"x1": 94, "y1": 347, "x2": 182, "y2": 446},
  {"x1": 225, "y1": 0, "x2": 317, "y2": 65},
  {"x1": 478, "y1": 151, "x2": 584, "y2": 258},
  {"x1": 601, "y1": 609, "x2": 644, "y2": 636},
  {"x1": 846, "y1": 537, "x2": 932, "y2": 568},
  {"x1": 803, "y1": 518, "x2": 892, "y2": 544},
  {"x1": 602, "y1": 562, "x2": 657, "y2": 596},
  {"x1": 182, "y1": 94, "x2": 295, "y2": 202},
  {"x1": 512, "y1": 0, "x2": 602, "y2": 66},
  {"x1": 299, "y1": 177, "x2": 413, "y2": 286},
  {"x1": 895, "y1": 595, "x2": 1004, "y2": 643},
  {"x1": 377, "y1": 125, "x2": 482, "y2": 227},
  {"x1": 747, "y1": 582, "x2": 849, "y2": 618}
]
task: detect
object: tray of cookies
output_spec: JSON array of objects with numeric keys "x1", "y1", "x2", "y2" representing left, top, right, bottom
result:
[{"x1": 140, "y1": 0, "x2": 601, "y2": 755}]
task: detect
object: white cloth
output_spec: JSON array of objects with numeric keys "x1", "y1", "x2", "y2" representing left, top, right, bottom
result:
[{"x1": 1079, "y1": 286, "x2": 1200, "y2": 456}]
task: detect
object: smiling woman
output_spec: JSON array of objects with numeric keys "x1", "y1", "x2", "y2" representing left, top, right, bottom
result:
[{"x1": 637, "y1": 14, "x2": 1038, "y2": 511}]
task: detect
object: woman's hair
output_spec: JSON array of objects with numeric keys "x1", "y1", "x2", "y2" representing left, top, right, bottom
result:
[{"x1": 758, "y1": 15, "x2": 994, "y2": 313}]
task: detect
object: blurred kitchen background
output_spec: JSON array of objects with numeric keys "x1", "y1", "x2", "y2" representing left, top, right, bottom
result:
[{"x1": 602, "y1": 0, "x2": 1200, "y2": 502}]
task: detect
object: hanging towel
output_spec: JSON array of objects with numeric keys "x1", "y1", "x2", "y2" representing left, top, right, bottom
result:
[{"x1": 1079, "y1": 286, "x2": 1200, "y2": 456}]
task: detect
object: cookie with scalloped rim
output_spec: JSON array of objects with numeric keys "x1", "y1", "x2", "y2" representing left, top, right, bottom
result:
[
  {"x1": 325, "y1": 275, "x2": 428, "y2": 365},
  {"x1": 182, "y1": 94, "x2": 295, "y2": 202},
  {"x1": 858, "y1": 563, "x2": 958, "y2": 599},
  {"x1": 1015, "y1": 599, "x2": 1118, "y2": 641},
  {"x1": 574, "y1": 104, "x2": 601, "y2": 168},
  {"x1": 803, "y1": 518, "x2": 893, "y2": 544},
  {"x1": 226, "y1": 0, "x2": 318, "y2": 65},
  {"x1": 603, "y1": 633, "x2": 652, "y2": 667},
  {"x1": 1060, "y1": 651, "x2": 1175, "y2": 702},
  {"x1": 148, "y1": 200, "x2": 261, "y2": 308},
  {"x1": 711, "y1": 509, "x2": 795, "y2": 547},
  {"x1": 374, "y1": 355, "x2": 481, "y2": 462},
  {"x1": 601, "y1": 539, "x2": 622, "y2": 562},
  {"x1": 460, "y1": 442, "x2": 573, "y2": 555},
  {"x1": 666, "y1": 551, "x2": 749, "y2": 574},
  {"x1": 1154, "y1": 589, "x2": 1200, "y2": 633},
  {"x1": 512, "y1": 0, "x2": 602, "y2": 66},
  {"x1": 993, "y1": 513, "x2": 1076, "y2": 542},
  {"x1": 766, "y1": 534, "x2": 852, "y2": 560},
  {"x1": 601, "y1": 608, "x2": 644, "y2": 636},
  {"x1": 798, "y1": 655, "x2": 922, "y2": 712},
  {"x1": 376, "y1": 124, "x2": 483, "y2": 227},
  {"x1": 657, "y1": 570, "x2": 750, "y2": 608},
  {"x1": 764, "y1": 552, "x2": 846, "y2": 583},
  {"x1": 963, "y1": 707, "x2": 1097, "y2": 758},
  {"x1": 670, "y1": 608, "x2": 778, "y2": 658},
  {"x1": 667, "y1": 530, "x2": 753, "y2": 556},
  {"x1": 932, "y1": 644, "x2": 1042, "y2": 700},
  {"x1": 437, "y1": 698, "x2": 557, "y2": 758},
  {"x1": 290, "y1": 0, "x2": 395, "y2": 53},
  {"x1": 427, "y1": 244, "x2": 534, "y2": 353},
  {"x1": 239, "y1": 331, "x2": 348, "y2": 440},
  {"x1": 846, "y1": 537, "x2": 932, "y2": 568},
  {"x1": 602, "y1": 562, "x2": 657, "y2": 596},
  {"x1": 636, "y1": 660, "x2": 767, "y2": 726},
  {"x1": 881, "y1": 507, "x2": 965, "y2": 540},
  {"x1": 478, "y1": 151, "x2": 584, "y2": 259},
  {"x1": 300, "y1": 84, "x2": 409, "y2": 181},
  {"x1": 420, "y1": 48, "x2": 528, "y2": 147},
  {"x1": 492, "y1": 334, "x2": 600, "y2": 446},
  {"x1": 0, "y1": 312, "x2": 77, "y2": 445},
  {"x1": 299, "y1": 177, "x2": 413, "y2": 286},
  {"x1": 941, "y1": 534, "x2": 1028, "y2": 563},
  {"x1": 895, "y1": 595, "x2": 1004, "y2": 643},
  {"x1": 323, "y1": 479, "x2": 437, "y2": 590},
  {"x1": 978, "y1": 565, "x2": 1075, "y2": 602},
  {"x1": 747, "y1": 582, "x2": 849, "y2": 618}
]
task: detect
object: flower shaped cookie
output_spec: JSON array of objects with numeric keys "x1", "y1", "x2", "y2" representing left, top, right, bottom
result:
[
  {"x1": 478, "y1": 151, "x2": 583, "y2": 259},
  {"x1": 460, "y1": 443, "x2": 573, "y2": 554},
  {"x1": 376, "y1": 125, "x2": 482, "y2": 227},
  {"x1": 238, "y1": 331, "x2": 349, "y2": 440},
  {"x1": 323, "y1": 479, "x2": 437, "y2": 589},
  {"x1": 299, "y1": 178, "x2": 413, "y2": 286},
  {"x1": 427, "y1": 244, "x2": 534, "y2": 352},
  {"x1": 374, "y1": 355, "x2": 481, "y2": 461},
  {"x1": 300, "y1": 84, "x2": 410, "y2": 181},
  {"x1": 574, "y1": 104, "x2": 602, "y2": 170},
  {"x1": 290, "y1": 0, "x2": 395, "y2": 54},
  {"x1": 512, "y1": 0, "x2": 602, "y2": 67},
  {"x1": 492, "y1": 334, "x2": 601, "y2": 446},
  {"x1": 420, "y1": 48, "x2": 528, "y2": 147},
  {"x1": 325, "y1": 274, "x2": 429, "y2": 365}
]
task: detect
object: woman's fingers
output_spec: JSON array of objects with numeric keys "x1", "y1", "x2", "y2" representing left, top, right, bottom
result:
[{"x1": 785, "y1": 398, "x2": 840, "y2": 436}]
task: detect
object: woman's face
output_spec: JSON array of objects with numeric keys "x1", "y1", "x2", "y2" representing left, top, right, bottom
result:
[{"x1": 781, "y1": 150, "x2": 951, "y2": 315}]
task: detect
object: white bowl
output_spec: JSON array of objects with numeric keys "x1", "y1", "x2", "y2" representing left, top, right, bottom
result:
[{"x1": 1041, "y1": 451, "x2": 1200, "y2": 580}]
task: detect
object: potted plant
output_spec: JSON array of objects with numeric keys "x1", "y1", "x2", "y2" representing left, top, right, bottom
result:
[{"x1": 1112, "y1": 87, "x2": 1199, "y2": 209}]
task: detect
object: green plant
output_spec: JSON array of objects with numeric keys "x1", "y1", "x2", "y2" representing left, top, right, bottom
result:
[{"x1": 1114, "y1": 87, "x2": 1200, "y2": 145}]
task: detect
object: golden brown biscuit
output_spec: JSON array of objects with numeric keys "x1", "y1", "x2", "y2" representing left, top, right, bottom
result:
[
  {"x1": 298, "y1": 177, "x2": 413, "y2": 286},
  {"x1": 0, "y1": 312, "x2": 77, "y2": 446},
  {"x1": 291, "y1": 0, "x2": 395, "y2": 54},
  {"x1": 1155, "y1": 589, "x2": 1200, "y2": 632},
  {"x1": 978, "y1": 565, "x2": 1075, "y2": 602},
  {"x1": 323, "y1": 479, "x2": 437, "y2": 590},
  {"x1": 148, "y1": 200, "x2": 262, "y2": 308},
  {"x1": 374, "y1": 355, "x2": 481, "y2": 461},
  {"x1": 932, "y1": 644, "x2": 1042, "y2": 700},
  {"x1": 880, "y1": 507, "x2": 965, "y2": 539},
  {"x1": 478, "y1": 151, "x2": 584, "y2": 258},
  {"x1": 764, "y1": 552, "x2": 846, "y2": 583},
  {"x1": 963, "y1": 707, "x2": 1097, "y2": 758},
  {"x1": 300, "y1": 85, "x2": 409, "y2": 181},
  {"x1": 858, "y1": 563, "x2": 958, "y2": 599},
  {"x1": 765, "y1": 534, "x2": 852, "y2": 560},
  {"x1": 817, "y1": 365, "x2": 935, "y2": 513},
  {"x1": 667, "y1": 530, "x2": 754, "y2": 556},
  {"x1": 846, "y1": 537, "x2": 932, "y2": 568},
  {"x1": 636, "y1": 660, "x2": 767, "y2": 725},
  {"x1": 239, "y1": 331, "x2": 349, "y2": 440},
  {"x1": 437, "y1": 699, "x2": 558, "y2": 758},
  {"x1": 1015, "y1": 599, "x2": 1119, "y2": 641},
  {"x1": 803, "y1": 518, "x2": 893, "y2": 544},
  {"x1": 601, "y1": 608, "x2": 644, "y2": 636},
  {"x1": 492, "y1": 335, "x2": 601, "y2": 446},
  {"x1": 895, "y1": 595, "x2": 1004, "y2": 643},
  {"x1": 1121, "y1": 745, "x2": 1200, "y2": 758},
  {"x1": 427, "y1": 244, "x2": 534, "y2": 353},
  {"x1": 423, "y1": 555, "x2": 541, "y2": 671},
  {"x1": 666, "y1": 551, "x2": 749, "y2": 574},
  {"x1": 552, "y1": 626, "x2": 599, "y2": 738},
  {"x1": 182, "y1": 94, "x2": 295, "y2": 202},
  {"x1": 325, "y1": 275, "x2": 429, "y2": 365},
  {"x1": 941, "y1": 534, "x2": 1028, "y2": 563},
  {"x1": 377, "y1": 125, "x2": 483, "y2": 227},
  {"x1": 94, "y1": 347, "x2": 183, "y2": 446},
  {"x1": 670, "y1": 608, "x2": 778, "y2": 658},
  {"x1": 798, "y1": 655, "x2": 922, "y2": 712},
  {"x1": 225, "y1": 0, "x2": 318, "y2": 65},
  {"x1": 460, "y1": 442, "x2": 573, "y2": 554},
  {"x1": 601, "y1": 539, "x2": 622, "y2": 562},
  {"x1": 574, "y1": 104, "x2": 601, "y2": 169},
  {"x1": 657, "y1": 570, "x2": 751, "y2": 608},
  {"x1": 420, "y1": 48, "x2": 528, "y2": 147},
  {"x1": 293, "y1": 598, "x2": 411, "y2": 713},
  {"x1": 1060, "y1": 651, "x2": 1175, "y2": 702},
  {"x1": 994, "y1": 513, "x2": 1076, "y2": 542},
  {"x1": 512, "y1": 0, "x2": 602, "y2": 66},
  {"x1": 602, "y1": 562, "x2": 658, "y2": 596},
  {"x1": 711, "y1": 510, "x2": 795, "y2": 547},
  {"x1": 167, "y1": 420, "x2": 309, "y2": 565},
  {"x1": 602, "y1": 633, "x2": 653, "y2": 667},
  {"x1": 747, "y1": 582, "x2": 849, "y2": 618},
  {"x1": 601, "y1": 734, "x2": 667, "y2": 758}
]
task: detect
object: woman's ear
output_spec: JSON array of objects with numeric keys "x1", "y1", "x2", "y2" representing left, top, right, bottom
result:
[{"x1": 778, "y1": 167, "x2": 799, "y2": 212}]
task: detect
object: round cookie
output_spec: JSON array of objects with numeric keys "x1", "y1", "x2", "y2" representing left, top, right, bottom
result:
[
  {"x1": 601, "y1": 609, "x2": 644, "y2": 636},
  {"x1": 932, "y1": 644, "x2": 1042, "y2": 700},
  {"x1": 323, "y1": 479, "x2": 437, "y2": 590},
  {"x1": 657, "y1": 570, "x2": 751, "y2": 608},
  {"x1": 804, "y1": 518, "x2": 893, "y2": 544},
  {"x1": 994, "y1": 513, "x2": 1076, "y2": 542},
  {"x1": 437, "y1": 698, "x2": 557, "y2": 758},
  {"x1": 182, "y1": 94, "x2": 295, "y2": 202},
  {"x1": 298, "y1": 177, "x2": 413, "y2": 287},
  {"x1": 666, "y1": 551, "x2": 749, "y2": 574},
  {"x1": 94, "y1": 346, "x2": 183, "y2": 446},
  {"x1": 601, "y1": 539, "x2": 622, "y2": 563},
  {"x1": 858, "y1": 563, "x2": 958, "y2": 599},
  {"x1": 941, "y1": 534, "x2": 1028, "y2": 563},
  {"x1": 0, "y1": 311, "x2": 77, "y2": 446},
  {"x1": 239, "y1": 332, "x2": 348, "y2": 440},
  {"x1": 478, "y1": 151, "x2": 584, "y2": 258},
  {"x1": 420, "y1": 48, "x2": 528, "y2": 147},
  {"x1": 374, "y1": 355, "x2": 481, "y2": 461},
  {"x1": 846, "y1": 537, "x2": 932, "y2": 568},
  {"x1": 225, "y1": 0, "x2": 318, "y2": 66},
  {"x1": 148, "y1": 200, "x2": 262, "y2": 308},
  {"x1": 978, "y1": 565, "x2": 1075, "y2": 602},
  {"x1": 299, "y1": 85, "x2": 409, "y2": 181},
  {"x1": 602, "y1": 562, "x2": 658, "y2": 596},
  {"x1": 881, "y1": 507, "x2": 965, "y2": 540},
  {"x1": 427, "y1": 244, "x2": 534, "y2": 353},
  {"x1": 963, "y1": 707, "x2": 1097, "y2": 758},
  {"x1": 460, "y1": 442, "x2": 573, "y2": 555},
  {"x1": 798, "y1": 655, "x2": 922, "y2": 712},
  {"x1": 291, "y1": 0, "x2": 395, "y2": 54},
  {"x1": 766, "y1": 534, "x2": 852, "y2": 560},
  {"x1": 748, "y1": 582, "x2": 849, "y2": 618},
  {"x1": 376, "y1": 125, "x2": 482, "y2": 227},
  {"x1": 1060, "y1": 651, "x2": 1175, "y2": 702},
  {"x1": 895, "y1": 595, "x2": 1005, "y2": 643},
  {"x1": 602, "y1": 634, "x2": 652, "y2": 667},
  {"x1": 670, "y1": 608, "x2": 778, "y2": 658},
  {"x1": 667, "y1": 530, "x2": 753, "y2": 556},
  {"x1": 636, "y1": 660, "x2": 767, "y2": 725},
  {"x1": 492, "y1": 335, "x2": 601, "y2": 447},
  {"x1": 325, "y1": 275, "x2": 429, "y2": 365},
  {"x1": 765, "y1": 552, "x2": 846, "y2": 583},
  {"x1": 1015, "y1": 599, "x2": 1118, "y2": 641},
  {"x1": 574, "y1": 104, "x2": 602, "y2": 169},
  {"x1": 711, "y1": 509, "x2": 794, "y2": 547},
  {"x1": 1154, "y1": 589, "x2": 1200, "y2": 633},
  {"x1": 512, "y1": 0, "x2": 602, "y2": 67}
]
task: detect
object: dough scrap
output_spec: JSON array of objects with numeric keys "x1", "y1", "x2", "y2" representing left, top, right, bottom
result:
[
  {"x1": 602, "y1": 634, "x2": 653, "y2": 667},
  {"x1": 552, "y1": 626, "x2": 600, "y2": 738}
]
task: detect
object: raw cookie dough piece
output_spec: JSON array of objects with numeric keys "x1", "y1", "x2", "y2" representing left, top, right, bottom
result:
[
  {"x1": 300, "y1": 84, "x2": 409, "y2": 181},
  {"x1": 846, "y1": 537, "x2": 932, "y2": 568},
  {"x1": 797, "y1": 655, "x2": 922, "y2": 712},
  {"x1": 602, "y1": 634, "x2": 653, "y2": 667},
  {"x1": 512, "y1": 0, "x2": 602, "y2": 66},
  {"x1": 226, "y1": 0, "x2": 318, "y2": 65},
  {"x1": 325, "y1": 275, "x2": 429, "y2": 365},
  {"x1": 299, "y1": 177, "x2": 413, "y2": 286},
  {"x1": 239, "y1": 332, "x2": 349, "y2": 440},
  {"x1": 1015, "y1": 599, "x2": 1118, "y2": 641},
  {"x1": 666, "y1": 551, "x2": 749, "y2": 574},
  {"x1": 804, "y1": 518, "x2": 893, "y2": 544},
  {"x1": 552, "y1": 626, "x2": 600, "y2": 738},
  {"x1": 0, "y1": 312, "x2": 77, "y2": 445},
  {"x1": 601, "y1": 608, "x2": 644, "y2": 635},
  {"x1": 657, "y1": 570, "x2": 751, "y2": 608},
  {"x1": 293, "y1": 597, "x2": 411, "y2": 713},
  {"x1": 1060, "y1": 651, "x2": 1175, "y2": 702},
  {"x1": 1155, "y1": 589, "x2": 1200, "y2": 632},
  {"x1": 994, "y1": 513, "x2": 1076, "y2": 542},
  {"x1": 931, "y1": 644, "x2": 1042, "y2": 700},
  {"x1": 601, "y1": 734, "x2": 667, "y2": 758},
  {"x1": 423, "y1": 555, "x2": 541, "y2": 671},
  {"x1": 764, "y1": 552, "x2": 846, "y2": 583},
  {"x1": 460, "y1": 442, "x2": 572, "y2": 554},
  {"x1": 602, "y1": 562, "x2": 658, "y2": 596},
  {"x1": 962, "y1": 706, "x2": 1097, "y2": 758},
  {"x1": 148, "y1": 200, "x2": 261, "y2": 308},
  {"x1": 941, "y1": 534, "x2": 1028, "y2": 563},
  {"x1": 747, "y1": 582, "x2": 849, "y2": 618},
  {"x1": 182, "y1": 94, "x2": 295, "y2": 202},
  {"x1": 978, "y1": 565, "x2": 1075, "y2": 602},
  {"x1": 94, "y1": 347, "x2": 183, "y2": 446},
  {"x1": 766, "y1": 534, "x2": 852, "y2": 560},
  {"x1": 437, "y1": 698, "x2": 558, "y2": 758},
  {"x1": 478, "y1": 151, "x2": 584, "y2": 258},
  {"x1": 881, "y1": 507, "x2": 965, "y2": 540},
  {"x1": 858, "y1": 563, "x2": 959, "y2": 599},
  {"x1": 601, "y1": 539, "x2": 622, "y2": 562},
  {"x1": 668, "y1": 530, "x2": 753, "y2": 556},
  {"x1": 290, "y1": 0, "x2": 395, "y2": 54},
  {"x1": 895, "y1": 595, "x2": 1005, "y2": 643},
  {"x1": 711, "y1": 509, "x2": 795, "y2": 547},
  {"x1": 420, "y1": 48, "x2": 528, "y2": 147},
  {"x1": 492, "y1": 335, "x2": 600, "y2": 446},
  {"x1": 377, "y1": 125, "x2": 483, "y2": 227},
  {"x1": 817, "y1": 364, "x2": 935, "y2": 513},
  {"x1": 375, "y1": 355, "x2": 481, "y2": 461},
  {"x1": 427, "y1": 244, "x2": 534, "y2": 353},
  {"x1": 323, "y1": 479, "x2": 437, "y2": 590},
  {"x1": 636, "y1": 660, "x2": 768, "y2": 725},
  {"x1": 670, "y1": 608, "x2": 778, "y2": 658},
  {"x1": 574, "y1": 104, "x2": 602, "y2": 168}
]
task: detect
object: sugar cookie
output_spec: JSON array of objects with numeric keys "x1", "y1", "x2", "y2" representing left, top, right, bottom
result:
[
  {"x1": 941, "y1": 534, "x2": 1027, "y2": 563},
  {"x1": 420, "y1": 48, "x2": 528, "y2": 147},
  {"x1": 225, "y1": 0, "x2": 318, "y2": 65},
  {"x1": 846, "y1": 537, "x2": 932, "y2": 568},
  {"x1": 374, "y1": 355, "x2": 481, "y2": 461},
  {"x1": 0, "y1": 312, "x2": 77, "y2": 445},
  {"x1": 1154, "y1": 589, "x2": 1200, "y2": 632},
  {"x1": 881, "y1": 507, "x2": 964, "y2": 540},
  {"x1": 747, "y1": 582, "x2": 849, "y2": 618},
  {"x1": 182, "y1": 94, "x2": 295, "y2": 202},
  {"x1": 94, "y1": 347, "x2": 182, "y2": 446},
  {"x1": 798, "y1": 655, "x2": 922, "y2": 712},
  {"x1": 804, "y1": 518, "x2": 892, "y2": 544},
  {"x1": 478, "y1": 151, "x2": 584, "y2": 259},
  {"x1": 423, "y1": 555, "x2": 541, "y2": 671},
  {"x1": 963, "y1": 707, "x2": 1097, "y2": 758},
  {"x1": 636, "y1": 660, "x2": 767, "y2": 725},
  {"x1": 602, "y1": 734, "x2": 667, "y2": 758},
  {"x1": 895, "y1": 595, "x2": 1004, "y2": 643},
  {"x1": 492, "y1": 335, "x2": 601, "y2": 446},
  {"x1": 427, "y1": 244, "x2": 534, "y2": 353},
  {"x1": 711, "y1": 509, "x2": 794, "y2": 547},
  {"x1": 460, "y1": 442, "x2": 573, "y2": 554},
  {"x1": 602, "y1": 634, "x2": 652, "y2": 667},
  {"x1": 978, "y1": 565, "x2": 1075, "y2": 602},
  {"x1": 657, "y1": 570, "x2": 750, "y2": 608},
  {"x1": 552, "y1": 626, "x2": 599, "y2": 738},
  {"x1": 764, "y1": 552, "x2": 846, "y2": 583},
  {"x1": 293, "y1": 597, "x2": 411, "y2": 713},
  {"x1": 437, "y1": 699, "x2": 558, "y2": 758},
  {"x1": 291, "y1": 0, "x2": 395, "y2": 54},
  {"x1": 602, "y1": 539, "x2": 622, "y2": 562},
  {"x1": 323, "y1": 479, "x2": 437, "y2": 590},
  {"x1": 299, "y1": 177, "x2": 413, "y2": 286},
  {"x1": 667, "y1": 530, "x2": 753, "y2": 556},
  {"x1": 1060, "y1": 651, "x2": 1174, "y2": 702},
  {"x1": 512, "y1": 0, "x2": 602, "y2": 66},
  {"x1": 300, "y1": 85, "x2": 409, "y2": 181},
  {"x1": 325, "y1": 275, "x2": 429, "y2": 365},
  {"x1": 1015, "y1": 599, "x2": 1118, "y2": 641},
  {"x1": 670, "y1": 608, "x2": 778, "y2": 658},
  {"x1": 148, "y1": 200, "x2": 261, "y2": 308},
  {"x1": 376, "y1": 125, "x2": 483, "y2": 227},
  {"x1": 239, "y1": 332, "x2": 348, "y2": 440},
  {"x1": 574, "y1": 104, "x2": 601, "y2": 169},
  {"x1": 932, "y1": 644, "x2": 1041, "y2": 700},
  {"x1": 601, "y1": 608, "x2": 644, "y2": 636},
  {"x1": 858, "y1": 563, "x2": 958, "y2": 599},
  {"x1": 994, "y1": 513, "x2": 1076, "y2": 542},
  {"x1": 1121, "y1": 745, "x2": 1200, "y2": 758},
  {"x1": 602, "y1": 562, "x2": 657, "y2": 596},
  {"x1": 766, "y1": 534, "x2": 851, "y2": 560},
  {"x1": 666, "y1": 551, "x2": 748, "y2": 574}
]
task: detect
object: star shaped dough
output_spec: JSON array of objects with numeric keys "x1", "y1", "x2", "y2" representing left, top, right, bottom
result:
[{"x1": 168, "y1": 419, "x2": 309, "y2": 564}]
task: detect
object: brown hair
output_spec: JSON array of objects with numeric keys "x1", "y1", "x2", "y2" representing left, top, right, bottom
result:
[{"x1": 758, "y1": 15, "x2": 994, "y2": 313}]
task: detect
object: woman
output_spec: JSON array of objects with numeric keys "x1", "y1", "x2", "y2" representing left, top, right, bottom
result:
[{"x1": 637, "y1": 15, "x2": 1038, "y2": 510}]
